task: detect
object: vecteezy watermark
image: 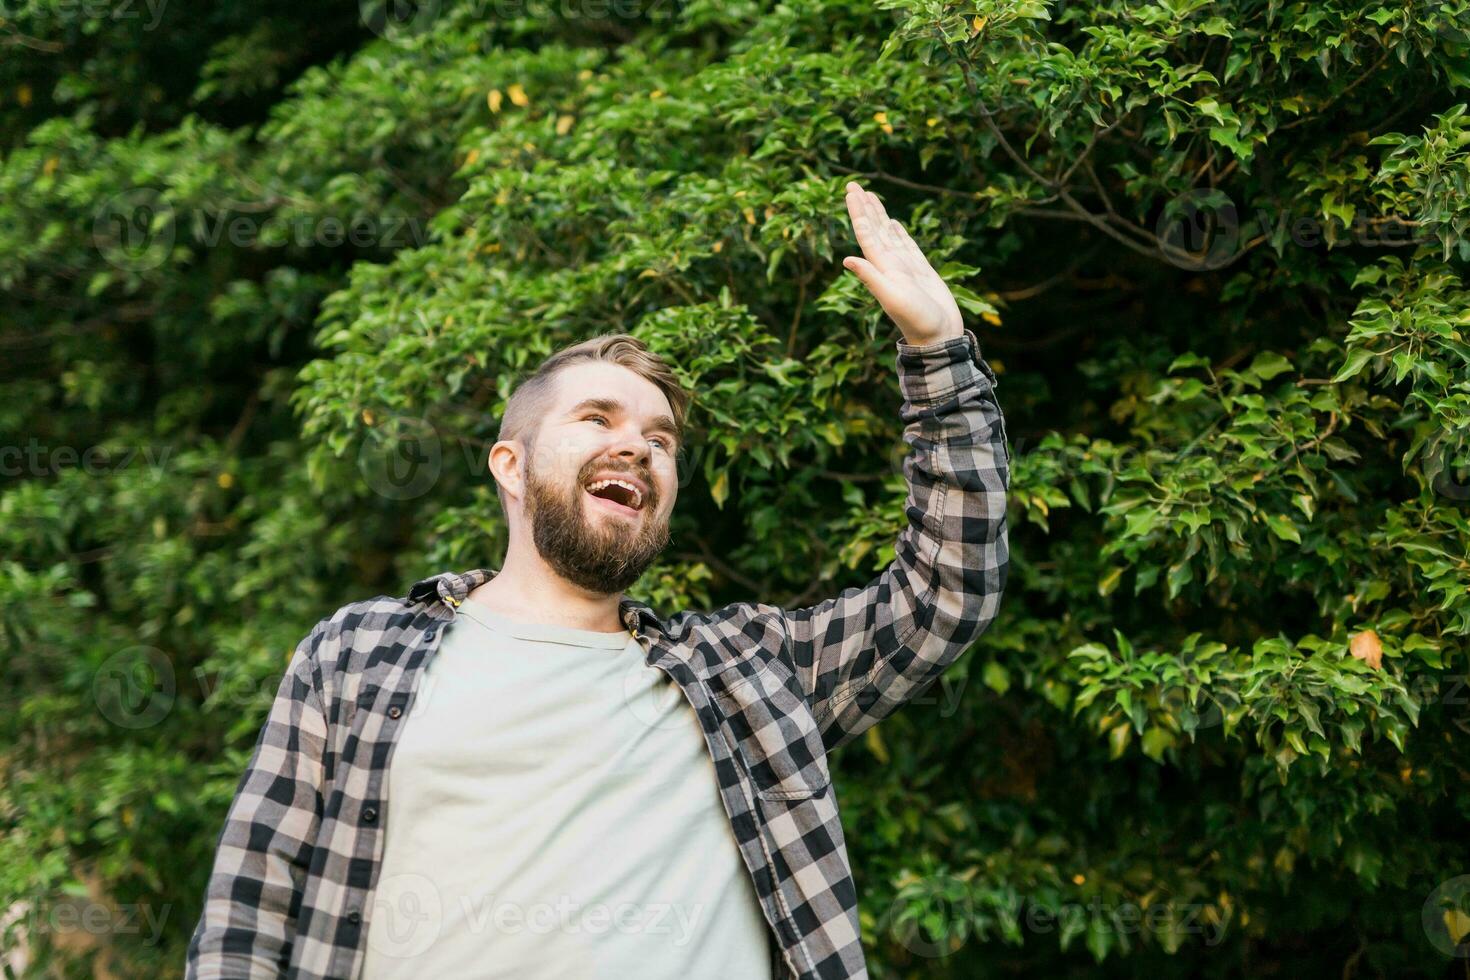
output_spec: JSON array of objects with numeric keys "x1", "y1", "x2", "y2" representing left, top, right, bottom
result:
[
  {"x1": 93, "y1": 645, "x2": 175, "y2": 730},
  {"x1": 1023, "y1": 896, "x2": 1230, "y2": 949},
  {"x1": 354, "y1": 411, "x2": 711, "y2": 502},
  {"x1": 357, "y1": 414, "x2": 444, "y2": 501},
  {"x1": 1153, "y1": 188, "x2": 1433, "y2": 271},
  {"x1": 93, "y1": 188, "x2": 175, "y2": 273},
  {"x1": 359, "y1": 0, "x2": 669, "y2": 41},
  {"x1": 366, "y1": 874, "x2": 705, "y2": 959},
  {"x1": 1, "y1": 0, "x2": 168, "y2": 30},
  {"x1": 1154, "y1": 189, "x2": 1242, "y2": 271},
  {"x1": 359, "y1": 0, "x2": 442, "y2": 40},
  {"x1": 0, "y1": 440, "x2": 173, "y2": 478},
  {"x1": 1423, "y1": 875, "x2": 1470, "y2": 958},
  {"x1": 1429, "y1": 441, "x2": 1470, "y2": 503},
  {"x1": 92, "y1": 189, "x2": 430, "y2": 272},
  {"x1": 13, "y1": 900, "x2": 171, "y2": 947},
  {"x1": 878, "y1": 884, "x2": 1230, "y2": 960}
]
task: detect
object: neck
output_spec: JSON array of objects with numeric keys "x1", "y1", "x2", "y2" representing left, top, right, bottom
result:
[{"x1": 466, "y1": 540, "x2": 626, "y2": 635}]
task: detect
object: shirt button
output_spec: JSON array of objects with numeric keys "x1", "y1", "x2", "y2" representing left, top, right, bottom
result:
[
  {"x1": 387, "y1": 706, "x2": 402, "y2": 719},
  {"x1": 424, "y1": 629, "x2": 437, "y2": 642},
  {"x1": 346, "y1": 908, "x2": 361, "y2": 925},
  {"x1": 363, "y1": 807, "x2": 378, "y2": 823}
]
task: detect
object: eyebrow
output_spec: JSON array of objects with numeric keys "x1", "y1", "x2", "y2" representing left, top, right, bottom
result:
[{"x1": 568, "y1": 397, "x2": 680, "y2": 447}]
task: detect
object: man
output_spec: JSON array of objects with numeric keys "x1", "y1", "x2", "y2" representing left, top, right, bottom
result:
[{"x1": 186, "y1": 181, "x2": 1010, "y2": 979}]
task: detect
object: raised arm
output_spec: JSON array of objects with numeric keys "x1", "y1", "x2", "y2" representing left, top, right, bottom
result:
[
  {"x1": 783, "y1": 182, "x2": 1010, "y2": 753},
  {"x1": 186, "y1": 616, "x2": 332, "y2": 978}
]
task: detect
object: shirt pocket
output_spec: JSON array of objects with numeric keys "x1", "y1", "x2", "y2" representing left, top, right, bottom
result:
[{"x1": 707, "y1": 654, "x2": 831, "y2": 802}]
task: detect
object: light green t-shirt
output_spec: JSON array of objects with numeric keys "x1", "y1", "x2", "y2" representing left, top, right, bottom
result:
[{"x1": 359, "y1": 600, "x2": 774, "y2": 980}]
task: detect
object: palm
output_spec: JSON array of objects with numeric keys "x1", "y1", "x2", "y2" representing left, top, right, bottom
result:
[{"x1": 841, "y1": 181, "x2": 964, "y2": 345}]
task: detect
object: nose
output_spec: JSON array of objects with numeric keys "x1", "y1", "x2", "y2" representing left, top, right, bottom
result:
[{"x1": 609, "y1": 423, "x2": 651, "y2": 466}]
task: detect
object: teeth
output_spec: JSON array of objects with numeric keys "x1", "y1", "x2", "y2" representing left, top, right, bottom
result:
[{"x1": 586, "y1": 478, "x2": 642, "y2": 508}]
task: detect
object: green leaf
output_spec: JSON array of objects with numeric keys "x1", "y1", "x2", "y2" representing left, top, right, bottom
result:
[{"x1": 983, "y1": 661, "x2": 1012, "y2": 695}]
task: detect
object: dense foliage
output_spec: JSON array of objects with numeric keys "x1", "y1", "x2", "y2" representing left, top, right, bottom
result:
[{"x1": 4, "y1": 0, "x2": 1469, "y2": 976}]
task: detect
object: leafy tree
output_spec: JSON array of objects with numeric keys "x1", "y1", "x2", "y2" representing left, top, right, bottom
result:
[{"x1": 3, "y1": 0, "x2": 1469, "y2": 976}]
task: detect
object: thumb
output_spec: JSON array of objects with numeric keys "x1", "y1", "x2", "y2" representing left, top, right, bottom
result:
[
  {"x1": 843, "y1": 255, "x2": 901, "y2": 309},
  {"x1": 843, "y1": 254, "x2": 884, "y2": 290}
]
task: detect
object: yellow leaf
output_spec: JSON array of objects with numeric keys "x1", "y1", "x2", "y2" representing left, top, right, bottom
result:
[
  {"x1": 865, "y1": 726, "x2": 890, "y2": 763},
  {"x1": 482, "y1": 242, "x2": 501, "y2": 254},
  {"x1": 507, "y1": 83, "x2": 529, "y2": 106},
  {"x1": 522, "y1": 141, "x2": 535, "y2": 152},
  {"x1": 989, "y1": 358, "x2": 1004, "y2": 374},
  {"x1": 1072, "y1": 873, "x2": 1085, "y2": 885},
  {"x1": 1446, "y1": 908, "x2": 1470, "y2": 945},
  {"x1": 873, "y1": 111, "x2": 888, "y2": 124},
  {"x1": 216, "y1": 472, "x2": 234, "y2": 489},
  {"x1": 361, "y1": 409, "x2": 376, "y2": 426},
  {"x1": 742, "y1": 207, "x2": 756, "y2": 225},
  {"x1": 487, "y1": 89, "x2": 503, "y2": 113},
  {"x1": 880, "y1": 123, "x2": 894, "y2": 135},
  {"x1": 972, "y1": 15, "x2": 987, "y2": 33},
  {"x1": 650, "y1": 89, "x2": 664, "y2": 99},
  {"x1": 43, "y1": 156, "x2": 58, "y2": 177},
  {"x1": 1349, "y1": 629, "x2": 1383, "y2": 669},
  {"x1": 555, "y1": 114, "x2": 575, "y2": 135},
  {"x1": 17, "y1": 84, "x2": 32, "y2": 107},
  {"x1": 712, "y1": 240, "x2": 723, "y2": 253},
  {"x1": 926, "y1": 117, "x2": 940, "y2": 127},
  {"x1": 463, "y1": 148, "x2": 480, "y2": 166},
  {"x1": 710, "y1": 469, "x2": 729, "y2": 508},
  {"x1": 578, "y1": 69, "x2": 593, "y2": 81},
  {"x1": 981, "y1": 310, "x2": 1002, "y2": 326},
  {"x1": 495, "y1": 188, "x2": 510, "y2": 206},
  {"x1": 638, "y1": 268, "x2": 659, "y2": 279}
]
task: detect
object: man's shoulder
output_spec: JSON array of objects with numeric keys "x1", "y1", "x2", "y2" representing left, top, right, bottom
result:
[
  {"x1": 313, "y1": 567, "x2": 490, "y2": 643},
  {"x1": 660, "y1": 599, "x2": 790, "y2": 664}
]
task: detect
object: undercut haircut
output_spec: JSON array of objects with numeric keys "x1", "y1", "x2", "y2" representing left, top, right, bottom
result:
[{"x1": 494, "y1": 334, "x2": 691, "y2": 517}]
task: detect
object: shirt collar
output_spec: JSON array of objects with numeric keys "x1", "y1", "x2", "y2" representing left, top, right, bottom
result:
[{"x1": 405, "y1": 567, "x2": 660, "y2": 638}]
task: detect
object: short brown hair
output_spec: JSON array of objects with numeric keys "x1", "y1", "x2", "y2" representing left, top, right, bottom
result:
[{"x1": 494, "y1": 334, "x2": 691, "y2": 515}]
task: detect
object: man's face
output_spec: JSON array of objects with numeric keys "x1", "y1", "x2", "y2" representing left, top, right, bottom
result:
[{"x1": 515, "y1": 361, "x2": 680, "y2": 595}]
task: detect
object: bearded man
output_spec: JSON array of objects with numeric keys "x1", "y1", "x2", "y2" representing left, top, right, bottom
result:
[{"x1": 187, "y1": 181, "x2": 1010, "y2": 980}]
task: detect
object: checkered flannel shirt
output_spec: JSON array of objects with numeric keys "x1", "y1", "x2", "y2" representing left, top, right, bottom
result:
[{"x1": 186, "y1": 326, "x2": 1010, "y2": 979}]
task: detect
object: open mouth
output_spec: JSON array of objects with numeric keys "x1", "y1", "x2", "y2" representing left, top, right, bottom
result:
[{"x1": 584, "y1": 477, "x2": 644, "y2": 518}]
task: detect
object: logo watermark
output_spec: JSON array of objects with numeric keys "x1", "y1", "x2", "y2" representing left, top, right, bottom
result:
[
  {"x1": 93, "y1": 645, "x2": 175, "y2": 730},
  {"x1": 367, "y1": 874, "x2": 705, "y2": 958},
  {"x1": 1423, "y1": 875, "x2": 1470, "y2": 958},
  {"x1": 0, "y1": 440, "x2": 173, "y2": 478},
  {"x1": 93, "y1": 189, "x2": 430, "y2": 272}
]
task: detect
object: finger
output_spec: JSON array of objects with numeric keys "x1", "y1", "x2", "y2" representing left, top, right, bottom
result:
[
  {"x1": 851, "y1": 188, "x2": 903, "y2": 274},
  {"x1": 889, "y1": 219, "x2": 932, "y2": 276},
  {"x1": 882, "y1": 218, "x2": 922, "y2": 275},
  {"x1": 847, "y1": 187, "x2": 890, "y2": 269},
  {"x1": 870, "y1": 195, "x2": 925, "y2": 276}
]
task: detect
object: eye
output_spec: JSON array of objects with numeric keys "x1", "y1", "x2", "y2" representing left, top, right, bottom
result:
[
  {"x1": 586, "y1": 414, "x2": 609, "y2": 427},
  {"x1": 649, "y1": 436, "x2": 669, "y2": 451}
]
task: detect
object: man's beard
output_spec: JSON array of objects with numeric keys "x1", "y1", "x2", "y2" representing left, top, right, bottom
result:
[{"x1": 524, "y1": 455, "x2": 670, "y2": 595}]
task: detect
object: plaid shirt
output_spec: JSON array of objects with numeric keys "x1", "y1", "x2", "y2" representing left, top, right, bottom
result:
[{"x1": 186, "y1": 327, "x2": 1009, "y2": 980}]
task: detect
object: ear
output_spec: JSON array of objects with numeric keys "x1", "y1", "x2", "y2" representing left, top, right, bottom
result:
[{"x1": 488, "y1": 439, "x2": 525, "y2": 505}]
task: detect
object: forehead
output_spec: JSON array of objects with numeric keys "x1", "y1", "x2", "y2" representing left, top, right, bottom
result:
[{"x1": 548, "y1": 361, "x2": 674, "y2": 418}]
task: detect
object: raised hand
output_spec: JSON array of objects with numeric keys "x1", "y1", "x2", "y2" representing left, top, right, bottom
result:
[{"x1": 841, "y1": 180, "x2": 965, "y2": 347}]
